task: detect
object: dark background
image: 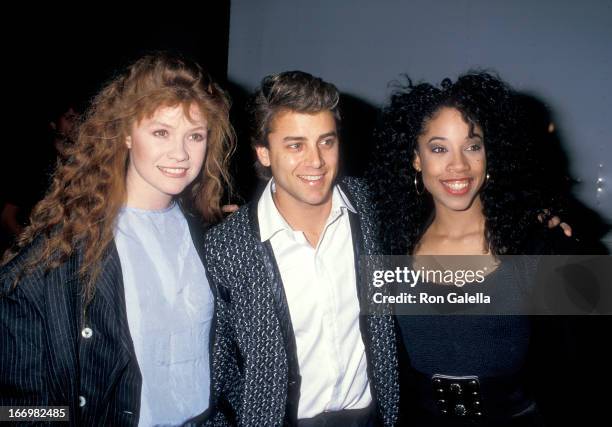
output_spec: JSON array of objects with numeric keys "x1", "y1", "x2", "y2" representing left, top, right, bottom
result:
[{"x1": 2, "y1": 4, "x2": 232, "y2": 241}]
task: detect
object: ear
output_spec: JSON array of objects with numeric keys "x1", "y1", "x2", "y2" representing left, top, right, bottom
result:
[
  {"x1": 125, "y1": 136, "x2": 132, "y2": 149},
  {"x1": 255, "y1": 145, "x2": 271, "y2": 167},
  {"x1": 412, "y1": 150, "x2": 422, "y2": 172}
]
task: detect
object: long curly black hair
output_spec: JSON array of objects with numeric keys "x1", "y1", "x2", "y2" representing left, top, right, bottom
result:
[{"x1": 367, "y1": 71, "x2": 545, "y2": 255}]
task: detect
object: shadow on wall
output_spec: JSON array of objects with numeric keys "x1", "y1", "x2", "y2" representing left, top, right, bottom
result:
[
  {"x1": 516, "y1": 93, "x2": 610, "y2": 255},
  {"x1": 225, "y1": 80, "x2": 262, "y2": 204},
  {"x1": 338, "y1": 93, "x2": 379, "y2": 179}
]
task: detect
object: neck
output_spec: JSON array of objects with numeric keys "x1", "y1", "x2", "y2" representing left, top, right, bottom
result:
[
  {"x1": 125, "y1": 171, "x2": 173, "y2": 211},
  {"x1": 272, "y1": 192, "x2": 333, "y2": 245},
  {"x1": 430, "y1": 198, "x2": 486, "y2": 239}
]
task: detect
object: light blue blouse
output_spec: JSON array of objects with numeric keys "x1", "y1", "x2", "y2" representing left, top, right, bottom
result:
[{"x1": 114, "y1": 203, "x2": 212, "y2": 426}]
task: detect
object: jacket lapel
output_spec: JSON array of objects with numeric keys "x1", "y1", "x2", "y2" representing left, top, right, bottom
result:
[
  {"x1": 183, "y1": 209, "x2": 209, "y2": 271},
  {"x1": 248, "y1": 201, "x2": 301, "y2": 425},
  {"x1": 340, "y1": 180, "x2": 384, "y2": 412},
  {"x1": 43, "y1": 254, "x2": 80, "y2": 410},
  {"x1": 77, "y1": 243, "x2": 136, "y2": 414}
]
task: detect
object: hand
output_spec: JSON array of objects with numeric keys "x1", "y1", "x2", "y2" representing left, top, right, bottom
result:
[
  {"x1": 222, "y1": 204, "x2": 240, "y2": 214},
  {"x1": 538, "y1": 210, "x2": 572, "y2": 237},
  {"x1": 547, "y1": 216, "x2": 572, "y2": 237}
]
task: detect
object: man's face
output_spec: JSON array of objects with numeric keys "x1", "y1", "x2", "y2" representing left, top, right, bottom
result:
[{"x1": 256, "y1": 110, "x2": 339, "y2": 212}]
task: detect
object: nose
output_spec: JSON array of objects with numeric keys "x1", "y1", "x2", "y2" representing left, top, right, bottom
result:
[
  {"x1": 447, "y1": 150, "x2": 469, "y2": 174},
  {"x1": 167, "y1": 138, "x2": 189, "y2": 162},
  {"x1": 305, "y1": 145, "x2": 324, "y2": 169}
]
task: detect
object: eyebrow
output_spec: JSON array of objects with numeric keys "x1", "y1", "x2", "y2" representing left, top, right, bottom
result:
[
  {"x1": 318, "y1": 131, "x2": 338, "y2": 141},
  {"x1": 427, "y1": 136, "x2": 447, "y2": 144},
  {"x1": 426, "y1": 134, "x2": 483, "y2": 144},
  {"x1": 282, "y1": 131, "x2": 338, "y2": 143},
  {"x1": 149, "y1": 120, "x2": 206, "y2": 131}
]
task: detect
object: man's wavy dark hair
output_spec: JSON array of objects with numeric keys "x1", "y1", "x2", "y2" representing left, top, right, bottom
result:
[
  {"x1": 367, "y1": 71, "x2": 546, "y2": 255},
  {"x1": 248, "y1": 70, "x2": 341, "y2": 179}
]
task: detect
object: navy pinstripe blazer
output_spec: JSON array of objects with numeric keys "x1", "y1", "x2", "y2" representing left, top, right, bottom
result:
[{"x1": 0, "y1": 213, "x2": 210, "y2": 426}]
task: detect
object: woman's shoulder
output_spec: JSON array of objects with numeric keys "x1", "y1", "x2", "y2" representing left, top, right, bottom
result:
[
  {"x1": 0, "y1": 236, "x2": 83, "y2": 298},
  {"x1": 1, "y1": 238, "x2": 43, "y2": 284},
  {"x1": 0, "y1": 239, "x2": 47, "y2": 307}
]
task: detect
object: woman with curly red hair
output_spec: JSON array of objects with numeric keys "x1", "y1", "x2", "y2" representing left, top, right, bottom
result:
[{"x1": 0, "y1": 53, "x2": 234, "y2": 426}]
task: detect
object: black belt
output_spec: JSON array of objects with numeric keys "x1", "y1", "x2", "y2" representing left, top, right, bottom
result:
[
  {"x1": 410, "y1": 371, "x2": 541, "y2": 425},
  {"x1": 297, "y1": 404, "x2": 376, "y2": 427},
  {"x1": 429, "y1": 374, "x2": 484, "y2": 418}
]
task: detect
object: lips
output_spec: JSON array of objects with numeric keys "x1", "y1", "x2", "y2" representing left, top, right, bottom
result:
[
  {"x1": 440, "y1": 178, "x2": 472, "y2": 195},
  {"x1": 297, "y1": 174, "x2": 325, "y2": 185},
  {"x1": 158, "y1": 166, "x2": 188, "y2": 178}
]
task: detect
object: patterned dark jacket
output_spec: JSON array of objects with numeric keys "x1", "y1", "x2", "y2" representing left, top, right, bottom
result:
[
  {"x1": 0, "y1": 213, "x2": 210, "y2": 426},
  {"x1": 203, "y1": 177, "x2": 400, "y2": 426}
]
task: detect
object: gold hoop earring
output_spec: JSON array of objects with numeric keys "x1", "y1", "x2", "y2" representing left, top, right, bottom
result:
[
  {"x1": 414, "y1": 171, "x2": 425, "y2": 196},
  {"x1": 481, "y1": 172, "x2": 491, "y2": 190}
]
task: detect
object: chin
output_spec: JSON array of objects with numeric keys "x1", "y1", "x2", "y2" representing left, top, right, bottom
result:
[
  {"x1": 161, "y1": 184, "x2": 189, "y2": 196},
  {"x1": 439, "y1": 196, "x2": 480, "y2": 212},
  {"x1": 297, "y1": 193, "x2": 330, "y2": 207}
]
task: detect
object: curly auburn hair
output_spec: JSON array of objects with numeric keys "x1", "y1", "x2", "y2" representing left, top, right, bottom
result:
[
  {"x1": 3, "y1": 53, "x2": 235, "y2": 302},
  {"x1": 367, "y1": 71, "x2": 544, "y2": 255}
]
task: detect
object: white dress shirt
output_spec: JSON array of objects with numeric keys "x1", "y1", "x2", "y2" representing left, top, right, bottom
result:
[{"x1": 257, "y1": 179, "x2": 371, "y2": 420}]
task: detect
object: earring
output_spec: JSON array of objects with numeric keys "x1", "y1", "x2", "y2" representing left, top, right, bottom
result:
[
  {"x1": 481, "y1": 172, "x2": 491, "y2": 189},
  {"x1": 414, "y1": 171, "x2": 425, "y2": 196}
]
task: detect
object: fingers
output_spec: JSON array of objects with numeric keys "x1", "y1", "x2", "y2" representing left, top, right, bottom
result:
[
  {"x1": 547, "y1": 216, "x2": 561, "y2": 228},
  {"x1": 222, "y1": 204, "x2": 240, "y2": 214},
  {"x1": 546, "y1": 215, "x2": 573, "y2": 237},
  {"x1": 560, "y1": 222, "x2": 573, "y2": 237},
  {"x1": 538, "y1": 209, "x2": 551, "y2": 223}
]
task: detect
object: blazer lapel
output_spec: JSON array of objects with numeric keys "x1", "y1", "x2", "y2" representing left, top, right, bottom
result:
[
  {"x1": 248, "y1": 201, "x2": 301, "y2": 425},
  {"x1": 183, "y1": 209, "x2": 209, "y2": 270},
  {"x1": 43, "y1": 253, "x2": 81, "y2": 409},
  {"x1": 78, "y1": 243, "x2": 136, "y2": 412}
]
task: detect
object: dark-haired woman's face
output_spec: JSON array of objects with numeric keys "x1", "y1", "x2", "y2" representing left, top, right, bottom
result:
[{"x1": 413, "y1": 107, "x2": 486, "y2": 213}]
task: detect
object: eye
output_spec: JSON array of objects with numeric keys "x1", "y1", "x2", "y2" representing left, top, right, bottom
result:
[
  {"x1": 153, "y1": 129, "x2": 169, "y2": 137},
  {"x1": 190, "y1": 133, "x2": 206, "y2": 142},
  {"x1": 288, "y1": 143, "x2": 301, "y2": 150},
  {"x1": 466, "y1": 144, "x2": 483, "y2": 151},
  {"x1": 431, "y1": 145, "x2": 447, "y2": 153},
  {"x1": 320, "y1": 138, "x2": 335, "y2": 147}
]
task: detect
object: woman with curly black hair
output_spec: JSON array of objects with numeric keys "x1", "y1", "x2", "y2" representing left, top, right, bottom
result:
[
  {"x1": 369, "y1": 72, "x2": 555, "y2": 257},
  {"x1": 367, "y1": 72, "x2": 582, "y2": 426}
]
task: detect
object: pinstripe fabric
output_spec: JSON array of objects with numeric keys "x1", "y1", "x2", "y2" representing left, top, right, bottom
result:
[
  {"x1": 1, "y1": 214, "x2": 210, "y2": 426},
  {"x1": 0, "y1": 242, "x2": 140, "y2": 426},
  {"x1": 203, "y1": 177, "x2": 400, "y2": 427}
]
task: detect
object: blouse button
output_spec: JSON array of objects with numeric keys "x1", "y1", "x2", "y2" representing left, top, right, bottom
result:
[{"x1": 81, "y1": 327, "x2": 93, "y2": 339}]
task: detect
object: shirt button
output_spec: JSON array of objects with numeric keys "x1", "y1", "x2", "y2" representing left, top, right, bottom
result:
[
  {"x1": 81, "y1": 327, "x2": 93, "y2": 339},
  {"x1": 79, "y1": 395, "x2": 86, "y2": 407}
]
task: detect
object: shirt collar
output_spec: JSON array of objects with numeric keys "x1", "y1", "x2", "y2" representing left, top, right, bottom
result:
[{"x1": 257, "y1": 178, "x2": 357, "y2": 242}]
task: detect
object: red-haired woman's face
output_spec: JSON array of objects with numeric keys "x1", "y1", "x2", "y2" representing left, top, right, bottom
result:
[
  {"x1": 125, "y1": 104, "x2": 208, "y2": 209},
  {"x1": 413, "y1": 107, "x2": 486, "y2": 213}
]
